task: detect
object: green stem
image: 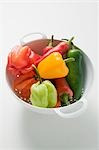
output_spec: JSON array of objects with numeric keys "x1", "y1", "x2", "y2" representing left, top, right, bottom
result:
[
  {"x1": 62, "y1": 37, "x2": 74, "y2": 43},
  {"x1": 61, "y1": 38, "x2": 69, "y2": 41},
  {"x1": 32, "y1": 64, "x2": 42, "y2": 83},
  {"x1": 62, "y1": 36, "x2": 74, "y2": 49},
  {"x1": 68, "y1": 36, "x2": 74, "y2": 44},
  {"x1": 64, "y1": 57, "x2": 75, "y2": 63},
  {"x1": 62, "y1": 37, "x2": 81, "y2": 50},
  {"x1": 48, "y1": 35, "x2": 54, "y2": 47}
]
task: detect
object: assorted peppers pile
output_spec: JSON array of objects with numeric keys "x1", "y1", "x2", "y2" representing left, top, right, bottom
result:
[{"x1": 6, "y1": 35, "x2": 84, "y2": 108}]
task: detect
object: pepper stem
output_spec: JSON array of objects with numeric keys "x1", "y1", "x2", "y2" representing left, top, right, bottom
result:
[
  {"x1": 62, "y1": 36, "x2": 74, "y2": 49},
  {"x1": 68, "y1": 37, "x2": 74, "y2": 49},
  {"x1": 68, "y1": 36, "x2": 74, "y2": 44},
  {"x1": 48, "y1": 35, "x2": 54, "y2": 47},
  {"x1": 32, "y1": 64, "x2": 42, "y2": 83},
  {"x1": 64, "y1": 57, "x2": 75, "y2": 63},
  {"x1": 62, "y1": 37, "x2": 74, "y2": 43}
]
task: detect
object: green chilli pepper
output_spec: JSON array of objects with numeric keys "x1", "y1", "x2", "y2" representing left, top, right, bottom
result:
[
  {"x1": 30, "y1": 80, "x2": 57, "y2": 108},
  {"x1": 66, "y1": 49, "x2": 84, "y2": 100}
]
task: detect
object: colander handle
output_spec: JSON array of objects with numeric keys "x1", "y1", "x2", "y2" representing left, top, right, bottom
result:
[
  {"x1": 20, "y1": 32, "x2": 47, "y2": 45},
  {"x1": 54, "y1": 98, "x2": 87, "y2": 118}
]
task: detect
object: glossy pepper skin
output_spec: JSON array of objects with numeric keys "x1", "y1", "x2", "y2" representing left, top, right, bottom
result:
[
  {"x1": 13, "y1": 71, "x2": 37, "y2": 101},
  {"x1": 37, "y1": 52, "x2": 69, "y2": 79},
  {"x1": 7, "y1": 45, "x2": 41, "y2": 78},
  {"x1": 30, "y1": 80, "x2": 57, "y2": 108},
  {"x1": 54, "y1": 78, "x2": 73, "y2": 106},
  {"x1": 54, "y1": 77, "x2": 73, "y2": 97},
  {"x1": 43, "y1": 80, "x2": 57, "y2": 107},
  {"x1": 35, "y1": 41, "x2": 70, "y2": 66},
  {"x1": 8, "y1": 45, "x2": 40, "y2": 69},
  {"x1": 66, "y1": 49, "x2": 84, "y2": 100},
  {"x1": 30, "y1": 81, "x2": 48, "y2": 108}
]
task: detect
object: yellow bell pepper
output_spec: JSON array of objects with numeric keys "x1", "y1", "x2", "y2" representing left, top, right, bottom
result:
[{"x1": 37, "y1": 52, "x2": 69, "y2": 79}]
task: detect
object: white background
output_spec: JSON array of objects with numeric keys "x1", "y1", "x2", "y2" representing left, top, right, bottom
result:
[{"x1": 0, "y1": 1, "x2": 98, "y2": 150}]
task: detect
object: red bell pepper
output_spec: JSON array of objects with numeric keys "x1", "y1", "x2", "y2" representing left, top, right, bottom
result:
[
  {"x1": 13, "y1": 70, "x2": 37, "y2": 100},
  {"x1": 13, "y1": 78, "x2": 37, "y2": 100},
  {"x1": 7, "y1": 45, "x2": 41, "y2": 77},
  {"x1": 8, "y1": 45, "x2": 41, "y2": 69}
]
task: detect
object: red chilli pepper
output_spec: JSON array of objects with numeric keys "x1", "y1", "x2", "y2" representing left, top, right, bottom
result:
[
  {"x1": 35, "y1": 37, "x2": 74, "y2": 66},
  {"x1": 54, "y1": 77, "x2": 73, "y2": 97},
  {"x1": 54, "y1": 77, "x2": 73, "y2": 107}
]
